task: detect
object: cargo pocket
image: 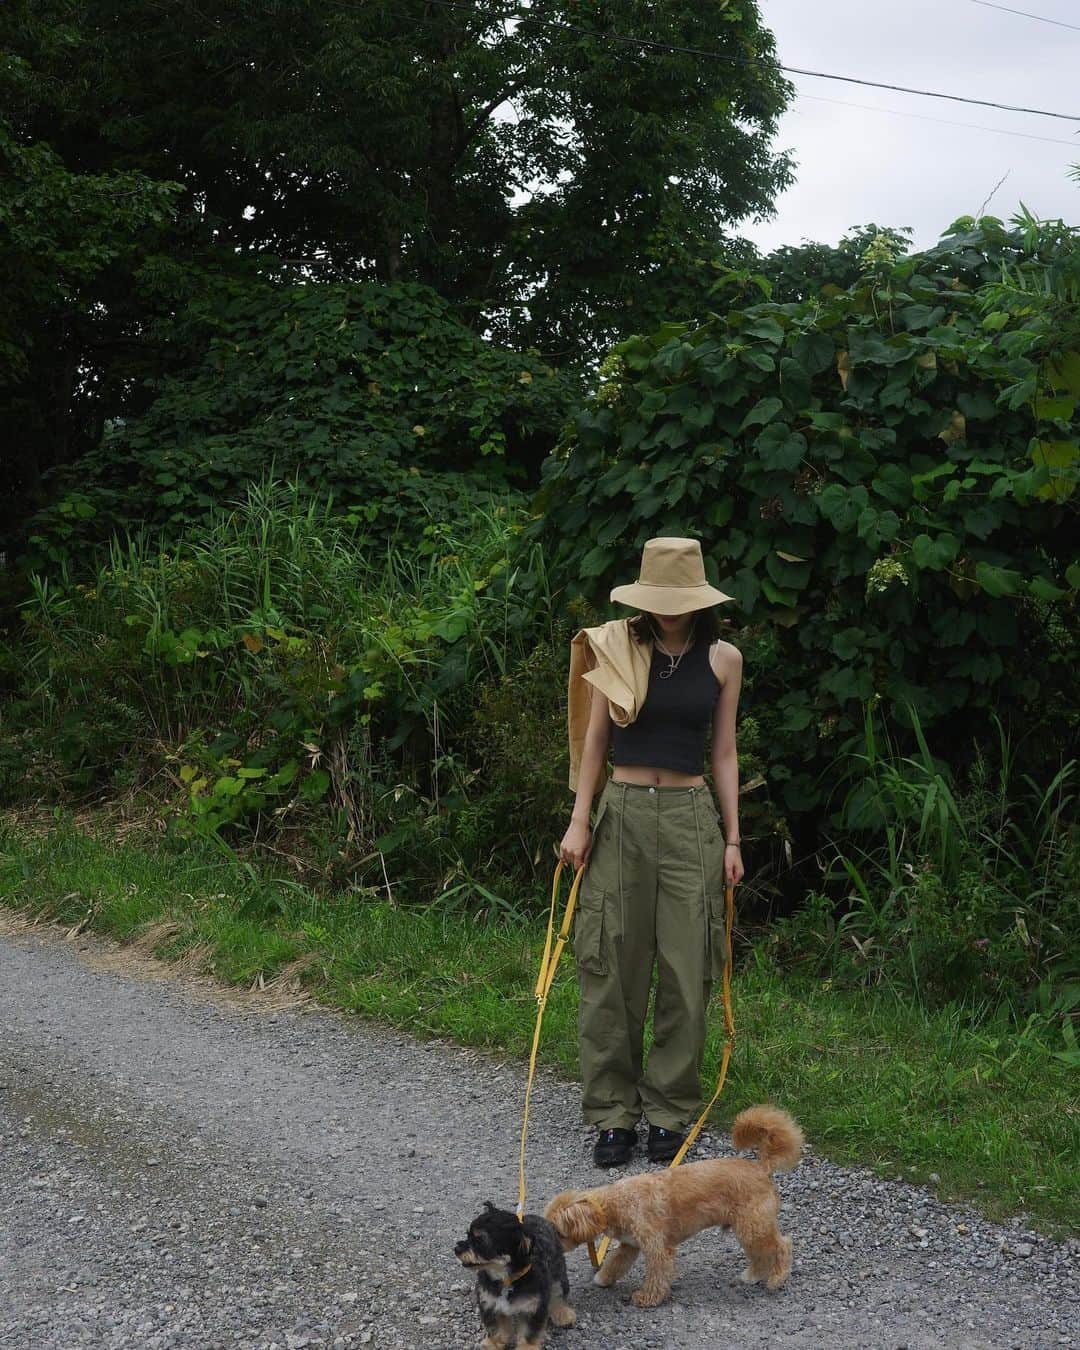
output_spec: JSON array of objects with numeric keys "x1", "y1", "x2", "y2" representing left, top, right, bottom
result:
[
  {"x1": 575, "y1": 889, "x2": 608, "y2": 976},
  {"x1": 706, "y1": 891, "x2": 729, "y2": 981}
]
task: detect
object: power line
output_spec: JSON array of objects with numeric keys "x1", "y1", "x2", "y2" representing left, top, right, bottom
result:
[
  {"x1": 967, "y1": 1, "x2": 1080, "y2": 32},
  {"x1": 415, "y1": 0, "x2": 1080, "y2": 123},
  {"x1": 800, "y1": 91, "x2": 1080, "y2": 147}
]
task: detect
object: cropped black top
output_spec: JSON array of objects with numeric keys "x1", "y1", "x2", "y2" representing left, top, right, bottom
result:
[{"x1": 610, "y1": 638, "x2": 719, "y2": 775}]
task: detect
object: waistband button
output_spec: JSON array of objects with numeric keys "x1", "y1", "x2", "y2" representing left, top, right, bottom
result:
[{"x1": 648, "y1": 786, "x2": 656, "y2": 794}]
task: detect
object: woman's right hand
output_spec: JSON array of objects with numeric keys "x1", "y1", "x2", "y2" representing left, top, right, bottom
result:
[{"x1": 559, "y1": 819, "x2": 592, "y2": 871}]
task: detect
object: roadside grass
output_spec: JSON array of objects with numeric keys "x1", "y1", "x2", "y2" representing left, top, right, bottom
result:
[{"x1": 1, "y1": 815, "x2": 1076, "y2": 1235}]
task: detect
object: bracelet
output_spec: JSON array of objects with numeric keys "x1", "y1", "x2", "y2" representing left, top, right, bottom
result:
[{"x1": 725, "y1": 840, "x2": 741, "y2": 848}]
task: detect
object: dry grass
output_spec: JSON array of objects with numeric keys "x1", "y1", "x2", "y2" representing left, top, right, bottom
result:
[{"x1": 0, "y1": 903, "x2": 314, "y2": 1015}]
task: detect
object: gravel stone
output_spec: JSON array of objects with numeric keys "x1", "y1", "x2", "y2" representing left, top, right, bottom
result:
[{"x1": 1, "y1": 922, "x2": 1077, "y2": 1348}]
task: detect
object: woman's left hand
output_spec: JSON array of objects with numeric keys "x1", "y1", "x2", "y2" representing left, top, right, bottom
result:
[{"x1": 724, "y1": 843, "x2": 744, "y2": 886}]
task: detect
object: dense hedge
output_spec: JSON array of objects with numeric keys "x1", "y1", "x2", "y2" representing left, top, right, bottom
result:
[
  {"x1": 532, "y1": 218, "x2": 1079, "y2": 842},
  {"x1": 21, "y1": 278, "x2": 579, "y2": 570}
]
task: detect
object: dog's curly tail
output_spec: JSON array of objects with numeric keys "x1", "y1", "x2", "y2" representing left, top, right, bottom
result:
[{"x1": 731, "y1": 1104, "x2": 804, "y2": 1174}]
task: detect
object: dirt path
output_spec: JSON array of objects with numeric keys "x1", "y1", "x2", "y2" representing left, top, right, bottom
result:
[{"x1": 1, "y1": 917, "x2": 1076, "y2": 1349}]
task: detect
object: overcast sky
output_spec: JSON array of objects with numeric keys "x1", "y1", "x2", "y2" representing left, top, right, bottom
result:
[{"x1": 743, "y1": 0, "x2": 1080, "y2": 253}]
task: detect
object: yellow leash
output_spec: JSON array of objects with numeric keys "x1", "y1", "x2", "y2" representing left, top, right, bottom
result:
[
  {"x1": 591, "y1": 878, "x2": 737, "y2": 1268},
  {"x1": 516, "y1": 860, "x2": 585, "y2": 1219},
  {"x1": 515, "y1": 860, "x2": 737, "y2": 1275}
]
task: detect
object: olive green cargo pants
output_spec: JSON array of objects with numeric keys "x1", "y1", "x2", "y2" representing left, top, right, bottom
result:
[{"x1": 574, "y1": 779, "x2": 728, "y2": 1132}]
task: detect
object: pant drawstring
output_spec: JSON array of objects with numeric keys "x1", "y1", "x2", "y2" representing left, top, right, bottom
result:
[{"x1": 691, "y1": 789, "x2": 709, "y2": 971}]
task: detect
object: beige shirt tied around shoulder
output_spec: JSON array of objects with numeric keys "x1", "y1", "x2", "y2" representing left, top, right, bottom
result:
[{"x1": 567, "y1": 618, "x2": 653, "y2": 796}]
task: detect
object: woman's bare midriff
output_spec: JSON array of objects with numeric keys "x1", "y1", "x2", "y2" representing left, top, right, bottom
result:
[{"x1": 611, "y1": 764, "x2": 706, "y2": 787}]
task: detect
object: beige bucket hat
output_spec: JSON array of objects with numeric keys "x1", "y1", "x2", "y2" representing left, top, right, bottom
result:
[{"x1": 609, "y1": 536, "x2": 732, "y2": 614}]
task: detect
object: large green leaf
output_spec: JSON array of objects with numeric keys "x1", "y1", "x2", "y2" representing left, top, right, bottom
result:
[
  {"x1": 761, "y1": 577, "x2": 798, "y2": 607},
  {"x1": 791, "y1": 331, "x2": 834, "y2": 376},
  {"x1": 754, "y1": 422, "x2": 808, "y2": 471},
  {"x1": 739, "y1": 396, "x2": 784, "y2": 432},
  {"x1": 910, "y1": 532, "x2": 960, "y2": 570},
  {"x1": 974, "y1": 562, "x2": 1023, "y2": 598},
  {"x1": 857, "y1": 507, "x2": 901, "y2": 550},
  {"x1": 818, "y1": 483, "x2": 869, "y2": 532}
]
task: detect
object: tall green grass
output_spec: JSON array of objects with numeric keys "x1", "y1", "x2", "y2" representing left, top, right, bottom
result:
[
  {"x1": 4, "y1": 480, "x2": 1077, "y2": 1041},
  {"x1": 1, "y1": 814, "x2": 1076, "y2": 1234},
  {"x1": 777, "y1": 706, "x2": 1079, "y2": 1056},
  {"x1": 6, "y1": 479, "x2": 577, "y2": 907}
]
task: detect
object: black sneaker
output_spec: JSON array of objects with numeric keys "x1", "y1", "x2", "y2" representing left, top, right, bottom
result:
[
  {"x1": 592, "y1": 1127, "x2": 637, "y2": 1168},
  {"x1": 647, "y1": 1124, "x2": 686, "y2": 1163}
]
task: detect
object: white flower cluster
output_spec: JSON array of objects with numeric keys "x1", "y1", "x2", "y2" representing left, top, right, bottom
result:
[
  {"x1": 866, "y1": 556, "x2": 910, "y2": 597},
  {"x1": 859, "y1": 232, "x2": 897, "y2": 273},
  {"x1": 594, "y1": 352, "x2": 627, "y2": 406}
]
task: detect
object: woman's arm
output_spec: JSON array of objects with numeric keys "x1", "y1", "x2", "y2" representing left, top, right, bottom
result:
[
  {"x1": 560, "y1": 684, "x2": 612, "y2": 868},
  {"x1": 710, "y1": 642, "x2": 745, "y2": 885}
]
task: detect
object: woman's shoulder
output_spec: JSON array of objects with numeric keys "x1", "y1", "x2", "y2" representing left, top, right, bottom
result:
[{"x1": 707, "y1": 638, "x2": 742, "y2": 686}]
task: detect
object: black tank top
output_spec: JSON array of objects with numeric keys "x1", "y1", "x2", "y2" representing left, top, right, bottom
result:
[{"x1": 610, "y1": 638, "x2": 718, "y2": 775}]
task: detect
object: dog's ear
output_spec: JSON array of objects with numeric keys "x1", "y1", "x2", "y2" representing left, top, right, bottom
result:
[
  {"x1": 519, "y1": 1232, "x2": 534, "y2": 1256},
  {"x1": 482, "y1": 1200, "x2": 497, "y2": 1213},
  {"x1": 549, "y1": 1196, "x2": 598, "y2": 1246}
]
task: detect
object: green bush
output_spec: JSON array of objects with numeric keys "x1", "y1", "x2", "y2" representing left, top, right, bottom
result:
[
  {"x1": 21, "y1": 277, "x2": 579, "y2": 571},
  {"x1": 530, "y1": 217, "x2": 1080, "y2": 863},
  {"x1": 11, "y1": 481, "x2": 563, "y2": 900}
]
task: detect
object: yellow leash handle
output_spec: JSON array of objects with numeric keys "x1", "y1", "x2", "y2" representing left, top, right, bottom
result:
[
  {"x1": 517, "y1": 860, "x2": 585, "y2": 1219},
  {"x1": 591, "y1": 879, "x2": 737, "y2": 1269}
]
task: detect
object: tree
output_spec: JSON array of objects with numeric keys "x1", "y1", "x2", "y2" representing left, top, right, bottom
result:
[
  {"x1": 1, "y1": 0, "x2": 792, "y2": 363},
  {"x1": 0, "y1": 115, "x2": 181, "y2": 548},
  {"x1": 757, "y1": 225, "x2": 914, "y2": 304}
]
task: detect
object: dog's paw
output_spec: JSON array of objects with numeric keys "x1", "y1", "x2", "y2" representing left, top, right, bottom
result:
[
  {"x1": 739, "y1": 1266, "x2": 763, "y2": 1284},
  {"x1": 630, "y1": 1288, "x2": 666, "y2": 1308},
  {"x1": 765, "y1": 1271, "x2": 789, "y2": 1291},
  {"x1": 592, "y1": 1269, "x2": 615, "y2": 1288},
  {"x1": 550, "y1": 1302, "x2": 577, "y2": 1327}
]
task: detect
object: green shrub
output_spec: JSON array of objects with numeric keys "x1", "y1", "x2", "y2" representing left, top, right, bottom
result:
[
  {"x1": 530, "y1": 217, "x2": 1080, "y2": 865},
  {"x1": 21, "y1": 277, "x2": 579, "y2": 571},
  {"x1": 10, "y1": 480, "x2": 573, "y2": 906}
]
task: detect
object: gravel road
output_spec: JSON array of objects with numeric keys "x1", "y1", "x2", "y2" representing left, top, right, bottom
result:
[{"x1": 1, "y1": 917, "x2": 1077, "y2": 1350}]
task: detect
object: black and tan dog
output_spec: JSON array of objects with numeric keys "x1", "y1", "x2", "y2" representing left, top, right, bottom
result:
[{"x1": 455, "y1": 1201, "x2": 575, "y2": 1348}]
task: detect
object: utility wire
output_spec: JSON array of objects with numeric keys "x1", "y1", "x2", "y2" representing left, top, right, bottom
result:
[
  {"x1": 414, "y1": 0, "x2": 1080, "y2": 123},
  {"x1": 800, "y1": 92, "x2": 1080, "y2": 147},
  {"x1": 967, "y1": 1, "x2": 1080, "y2": 32}
]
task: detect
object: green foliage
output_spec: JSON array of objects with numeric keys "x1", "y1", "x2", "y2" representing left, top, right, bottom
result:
[
  {"x1": 23, "y1": 278, "x2": 578, "y2": 568},
  {"x1": 2, "y1": 0, "x2": 791, "y2": 370},
  {"x1": 532, "y1": 216, "x2": 1080, "y2": 845},
  {"x1": 10, "y1": 481, "x2": 564, "y2": 907},
  {"x1": 1, "y1": 0, "x2": 794, "y2": 557},
  {"x1": 0, "y1": 115, "x2": 183, "y2": 543},
  {"x1": 756, "y1": 224, "x2": 915, "y2": 303},
  {"x1": 773, "y1": 710, "x2": 1079, "y2": 1047},
  {"x1": 462, "y1": 593, "x2": 602, "y2": 890}
]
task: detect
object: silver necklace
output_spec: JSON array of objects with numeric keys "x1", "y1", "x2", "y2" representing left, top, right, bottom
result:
[{"x1": 655, "y1": 627, "x2": 694, "y2": 679}]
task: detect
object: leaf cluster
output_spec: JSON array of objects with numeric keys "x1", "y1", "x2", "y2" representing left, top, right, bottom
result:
[
  {"x1": 532, "y1": 215, "x2": 1080, "y2": 845},
  {"x1": 22, "y1": 277, "x2": 580, "y2": 569}
]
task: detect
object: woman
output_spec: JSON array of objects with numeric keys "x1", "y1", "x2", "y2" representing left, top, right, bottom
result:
[{"x1": 561, "y1": 536, "x2": 744, "y2": 1168}]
